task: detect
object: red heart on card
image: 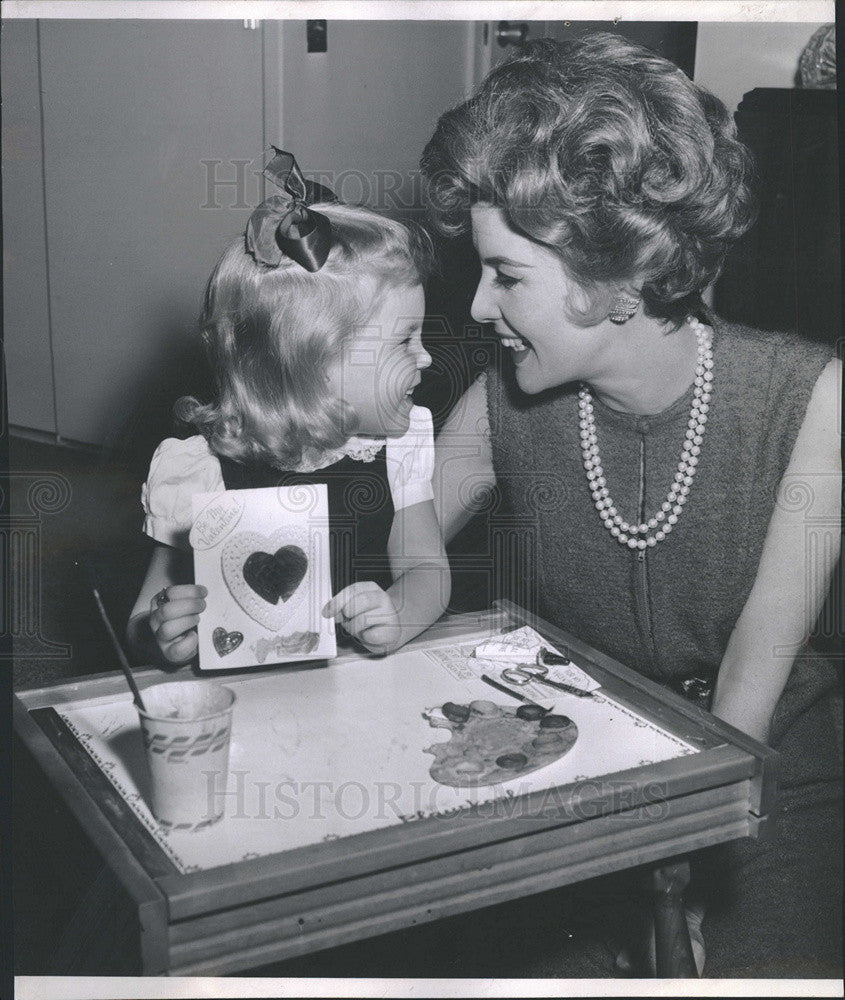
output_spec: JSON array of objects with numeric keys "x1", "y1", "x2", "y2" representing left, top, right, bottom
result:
[
  {"x1": 242, "y1": 546, "x2": 308, "y2": 605},
  {"x1": 221, "y1": 529, "x2": 311, "y2": 631},
  {"x1": 212, "y1": 627, "x2": 243, "y2": 656}
]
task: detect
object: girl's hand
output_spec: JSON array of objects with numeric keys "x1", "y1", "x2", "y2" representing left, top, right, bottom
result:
[
  {"x1": 322, "y1": 581, "x2": 401, "y2": 655},
  {"x1": 148, "y1": 584, "x2": 207, "y2": 664}
]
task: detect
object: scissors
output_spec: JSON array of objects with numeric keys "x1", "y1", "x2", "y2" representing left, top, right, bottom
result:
[{"x1": 500, "y1": 657, "x2": 594, "y2": 699}]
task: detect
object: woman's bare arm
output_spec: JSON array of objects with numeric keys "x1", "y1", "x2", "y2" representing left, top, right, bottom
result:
[
  {"x1": 431, "y1": 375, "x2": 496, "y2": 543},
  {"x1": 712, "y1": 358, "x2": 842, "y2": 742},
  {"x1": 384, "y1": 497, "x2": 451, "y2": 647}
]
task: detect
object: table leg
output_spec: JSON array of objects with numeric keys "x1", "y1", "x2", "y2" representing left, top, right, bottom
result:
[
  {"x1": 651, "y1": 858, "x2": 698, "y2": 978},
  {"x1": 52, "y1": 863, "x2": 141, "y2": 974},
  {"x1": 15, "y1": 734, "x2": 143, "y2": 975}
]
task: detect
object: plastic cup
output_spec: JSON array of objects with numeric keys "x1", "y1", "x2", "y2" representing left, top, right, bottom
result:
[{"x1": 137, "y1": 681, "x2": 236, "y2": 830}]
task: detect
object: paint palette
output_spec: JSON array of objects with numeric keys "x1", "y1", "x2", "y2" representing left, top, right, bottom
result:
[{"x1": 423, "y1": 699, "x2": 578, "y2": 787}]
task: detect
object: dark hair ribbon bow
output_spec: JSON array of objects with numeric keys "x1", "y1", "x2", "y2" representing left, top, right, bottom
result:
[{"x1": 245, "y1": 148, "x2": 336, "y2": 271}]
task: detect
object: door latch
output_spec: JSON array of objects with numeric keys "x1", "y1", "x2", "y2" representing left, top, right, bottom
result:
[{"x1": 496, "y1": 22, "x2": 529, "y2": 47}]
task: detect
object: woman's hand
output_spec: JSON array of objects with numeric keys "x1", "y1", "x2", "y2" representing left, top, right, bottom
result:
[
  {"x1": 148, "y1": 584, "x2": 208, "y2": 664},
  {"x1": 322, "y1": 581, "x2": 401, "y2": 655}
]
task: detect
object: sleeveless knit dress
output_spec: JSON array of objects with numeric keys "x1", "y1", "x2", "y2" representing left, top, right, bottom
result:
[
  {"x1": 209, "y1": 324, "x2": 839, "y2": 980},
  {"x1": 482, "y1": 318, "x2": 842, "y2": 976}
]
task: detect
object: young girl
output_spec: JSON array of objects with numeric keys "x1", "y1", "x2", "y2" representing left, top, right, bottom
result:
[{"x1": 127, "y1": 152, "x2": 449, "y2": 664}]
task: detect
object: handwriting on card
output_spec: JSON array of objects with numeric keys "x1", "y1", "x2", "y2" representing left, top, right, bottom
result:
[{"x1": 190, "y1": 492, "x2": 244, "y2": 550}]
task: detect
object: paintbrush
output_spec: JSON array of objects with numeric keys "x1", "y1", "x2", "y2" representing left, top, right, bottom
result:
[
  {"x1": 480, "y1": 674, "x2": 552, "y2": 713},
  {"x1": 78, "y1": 560, "x2": 148, "y2": 713},
  {"x1": 91, "y1": 585, "x2": 148, "y2": 713},
  {"x1": 531, "y1": 675, "x2": 596, "y2": 699}
]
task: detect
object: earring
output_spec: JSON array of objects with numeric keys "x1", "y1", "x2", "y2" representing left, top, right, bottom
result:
[{"x1": 608, "y1": 291, "x2": 641, "y2": 324}]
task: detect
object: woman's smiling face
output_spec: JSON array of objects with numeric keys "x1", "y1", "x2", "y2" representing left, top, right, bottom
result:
[{"x1": 470, "y1": 204, "x2": 615, "y2": 394}]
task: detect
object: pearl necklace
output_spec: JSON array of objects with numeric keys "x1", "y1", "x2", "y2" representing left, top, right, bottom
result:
[{"x1": 578, "y1": 316, "x2": 713, "y2": 550}]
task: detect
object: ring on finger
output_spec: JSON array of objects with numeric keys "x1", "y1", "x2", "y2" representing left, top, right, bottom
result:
[{"x1": 155, "y1": 589, "x2": 170, "y2": 608}]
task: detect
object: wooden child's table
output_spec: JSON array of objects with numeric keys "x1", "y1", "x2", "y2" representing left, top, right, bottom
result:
[{"x1": 13, "y1": 600, "x2": 778, "y2": 978}]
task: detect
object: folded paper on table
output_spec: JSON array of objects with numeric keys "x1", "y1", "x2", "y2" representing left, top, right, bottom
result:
[
  {"x1": 192, "y1": 485, "x2": 336, "y2": 671},
  {"x1": 473, "y1": 626, "x2": 601, "y2": 694}
]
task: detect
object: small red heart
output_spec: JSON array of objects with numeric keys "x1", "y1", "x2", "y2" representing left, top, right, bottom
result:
[{"x1": 213, "y1": 627, "x2": 243, "y2": 656}]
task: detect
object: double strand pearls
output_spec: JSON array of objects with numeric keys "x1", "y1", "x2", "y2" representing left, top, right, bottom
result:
[{"x1": 578, "y1": 316, "x2": 713, "y2": 550}]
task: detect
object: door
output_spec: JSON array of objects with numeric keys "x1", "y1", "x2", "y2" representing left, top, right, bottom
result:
[
  {"x1": 470, "y1": 20, "x2": 537, "y2": 88},
  {"x1": 470, "y1": 19, "x2": 698, "y2": 87},
  {"x1": 38, "y1": 19, "x2": 264, "y2": 449},
  {"x1": 542, "y1": 20, "x2": 697, "y2": 76}
]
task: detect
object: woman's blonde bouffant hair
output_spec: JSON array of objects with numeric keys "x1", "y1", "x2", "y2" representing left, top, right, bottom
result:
[
  {"x1": 422, "y1": 33, "x2": 757, "y2": 323},
  {"x1": 176, "y1": 203, "x2": 433, "y2": 469}
]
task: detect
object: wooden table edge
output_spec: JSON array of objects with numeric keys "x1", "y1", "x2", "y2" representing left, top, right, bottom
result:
[
  {"x1": 14, "y1": 603, "x2": 777, "y2": 940},
  {"x1": 13, "y1": 695, "x2": 170, "y2": 974},
  {"x1": 157, "y1": 744, "x2": 759, "y2": 920},
  {"x1": 494, "y1": 599, "x2": 781, "y2": 816}
]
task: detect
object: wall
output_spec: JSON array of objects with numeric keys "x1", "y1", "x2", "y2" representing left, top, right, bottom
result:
[
  {"x1": 5, "y1": 19, "x2": 834, "y2": 446},
  {"x1": 694, "y1": 22, "x2": 828, "y2": 115},
  {"x1": 2, "y1": 21, "x2": 56, "y2": 435},
  {"x1": 277, "y1": 21, "x2": 473, "y2": 217},
  {"x1": 544, "y1": 20, "x2": 698, "y2": 77}
]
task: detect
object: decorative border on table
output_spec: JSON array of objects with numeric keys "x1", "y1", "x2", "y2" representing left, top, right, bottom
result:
[
  {"x1": 29, "y1": 706, "x2": 184, "y2": 877},
  {"x1": 55, "y1": 709, "x2": 190, "y2": 873},
  {"x1": 587, "y1": 693, "x2": 700, "y2": 755}
]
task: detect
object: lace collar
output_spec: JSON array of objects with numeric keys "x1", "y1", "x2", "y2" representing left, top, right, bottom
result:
[{"x1": 294, "y1": 435, "x2": 386, "y2": 473}]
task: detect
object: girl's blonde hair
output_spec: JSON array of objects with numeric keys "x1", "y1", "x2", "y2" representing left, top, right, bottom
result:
[{"x1": 177, "y1": 203, "x2": 433, "y2": 469}]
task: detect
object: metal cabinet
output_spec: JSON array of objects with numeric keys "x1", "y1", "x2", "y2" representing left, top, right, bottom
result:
[{"x1": 17, "y1": 21, "x2": 264, "y2": 448}]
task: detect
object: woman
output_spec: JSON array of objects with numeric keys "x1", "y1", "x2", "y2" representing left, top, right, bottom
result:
[{"x1": 421, "y1": 34, "x2": 842, "y2": 977}]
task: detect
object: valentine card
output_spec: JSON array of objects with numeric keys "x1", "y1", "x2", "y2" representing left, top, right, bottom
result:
[{"x1": 190, "y1": 485, "x2": 337, "y2": 670}]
